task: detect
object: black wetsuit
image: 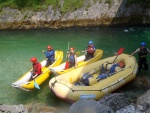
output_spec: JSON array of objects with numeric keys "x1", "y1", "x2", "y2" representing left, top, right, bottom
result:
[{"x1": 138, "y1": 47, "x2": 149, "y2": 73}]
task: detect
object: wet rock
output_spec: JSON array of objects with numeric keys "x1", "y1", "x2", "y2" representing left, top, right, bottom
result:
[
  {"x1": 26, "y1": 103, "x2": 56, "y2": 113},
  {"x1": 136, "y1": 89, "x2": 150, "y2": 105},
  {"x1": 0, "y1": 104, "x2": 28, "y2": 113},
  {"x1": 133, "y1": 77, "x2": 150, "y2": 89},
  {"x1": 98, "y1": 93, "x2": 130, "y2": 112},
  {"x1": 116, "y1": 104, "x2": 143, "y2": 113},
  {"x1": 0, "y1": 103, "x2": 56, "y2": 113},
  {"x1": 69, "y1": 99, "x2": 114, "y2": 113}
]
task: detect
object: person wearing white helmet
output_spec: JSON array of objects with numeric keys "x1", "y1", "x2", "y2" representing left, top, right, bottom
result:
[
  {"x1": 42, "y1": 45, "x2": 55, "y2": 67},
  {"x1": 130, "y1": 42, "x2": 150, "y2": 73},
  {"x1": 82, "y1": 41, "x2": 96, "y2": 61},
  {"x1": 66, "y1": 47, "x2": 77, "y2": 68}
]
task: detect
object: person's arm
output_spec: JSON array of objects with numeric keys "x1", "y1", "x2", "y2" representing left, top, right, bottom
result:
[
  {"x1": 32, "y1": 63, "x2": 41, "y2": 78},
  {"x1": 44, "y1": 51, "x2": 54, "y2": 58},
  {"x1": 74, "y1": 54, "x2": 78, "y2": 67},
  {"x1": 147, "y1": 48, "x2": 150, "y2": 54},
  {"x1": 66, "y1": 53, "x2": 70, "y2": 59},
  {"x1": 82, "y1": 50, "x2": 87, "y2": 53},
  {"x1": 130, "y1": 48, "x2": 140, "y2": 56},
  {"x1": 93, "y1": 46, "x2": 96, "y2": 52}
]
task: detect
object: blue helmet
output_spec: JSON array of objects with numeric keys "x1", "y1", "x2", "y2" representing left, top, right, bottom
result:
[
  {"x1": 88, "y1": 41, "x2": 93, "y2": 45},
  {"x1": 141, "y1": 42, "x2": 146, "y2": 46}
]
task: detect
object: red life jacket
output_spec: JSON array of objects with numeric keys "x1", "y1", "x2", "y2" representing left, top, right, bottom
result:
[
  {"x1": 87, "y1": 46, "x2": 95, "y2": 53},
  {"x1": 33, "y1": 62, "x2": 42, "y2": 75}
]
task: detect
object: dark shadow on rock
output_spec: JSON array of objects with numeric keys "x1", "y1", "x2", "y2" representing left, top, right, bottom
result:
[{"x1": 110, "y1": 0, "x2": 150, "y2": 27}]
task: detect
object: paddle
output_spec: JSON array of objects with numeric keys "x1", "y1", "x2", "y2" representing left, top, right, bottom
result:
[
  {"x1": 65, "y1": 41, "x2": 70, "y2": 69},
  {"x1": 112, "y1": 48, "x2": 124, "y2": 63},
  {"x1": 34, "y1": 80, "x2": 40, "y2": 89}
]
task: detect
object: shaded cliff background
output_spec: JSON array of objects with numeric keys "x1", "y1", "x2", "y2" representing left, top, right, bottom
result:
[{"x1": 0, "y1": 0, "x2": 150, "y2": 29}]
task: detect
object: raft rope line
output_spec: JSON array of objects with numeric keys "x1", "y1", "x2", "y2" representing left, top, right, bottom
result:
[{"x1": 52, "y1": 57, "x2": 137, "y2": 92}]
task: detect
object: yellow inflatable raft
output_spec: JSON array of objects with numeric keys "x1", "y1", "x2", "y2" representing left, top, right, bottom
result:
[
  {"x1": 50, "y1": 49, "x2": 103, "y2": 75},
  {"x1": 49, "y1": 54, "x2": 138, "y2": 102},
  {"x1": 12, "y1": 51, "x2": 63, "y2": 91}
]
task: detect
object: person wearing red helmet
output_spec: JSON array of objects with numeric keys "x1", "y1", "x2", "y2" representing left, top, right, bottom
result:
[
  {"x1": 42, "y1": 45, "x2": 55, "y2": 67},
  {"x1": 66, "y1": 47, "x2": 77, "y2": 68},
  {"x1": 30, "y1": 57, "x2": 42, "y2": 80},
  {"x1": 82, "y1": 41, "x2": 96, "y2": 61},
  {"x1": 130, "y1": 42, "x2": 150, "y2": 74}
]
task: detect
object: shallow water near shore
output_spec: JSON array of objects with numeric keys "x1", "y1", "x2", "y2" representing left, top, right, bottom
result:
[{"x1": 0, "y1": 26, "x2": 150, "y2": 112}]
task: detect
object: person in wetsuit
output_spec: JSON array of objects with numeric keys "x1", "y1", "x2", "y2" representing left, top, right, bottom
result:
[
  {"x1": 42, "y1": 45, "x2": 55, "y2": 67},
  {"x1": 130, "y1": 42, "x2": 150, "y2": 73}
]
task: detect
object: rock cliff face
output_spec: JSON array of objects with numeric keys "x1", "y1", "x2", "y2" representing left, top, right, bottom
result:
[{"x1": 0, "y1": 0, "x2": 150, "y2": 29}]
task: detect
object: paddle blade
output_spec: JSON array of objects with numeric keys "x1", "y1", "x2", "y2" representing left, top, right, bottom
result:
[
  {"x1": 117, "y1": 48, "x2": 124, "y2": 56},
  {"x1": 34, "y1": 81, "x2": 40, "y2": 89},
  {"x1": 65, "y1": 61, "x2": 69, "y2": 70}
]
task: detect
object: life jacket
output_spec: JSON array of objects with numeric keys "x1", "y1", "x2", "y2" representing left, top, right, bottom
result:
[
  {"x1": 138, "y1": 47, "x2": 147, "y2": 58},
  {"x1": 47, "y1": 49, "x2": 55, "y2": 61},
  {"x1": 69, "y1": 53, "x2": 75, "y2": 63},
  {"x1": 33, "y1": 62, "x2": 42, "y2": 75},
  {"x1": 87, "y1": 46, "x2": 95, "y2": 54}
]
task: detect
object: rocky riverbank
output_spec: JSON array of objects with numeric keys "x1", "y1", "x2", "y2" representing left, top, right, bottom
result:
[
  {"x1": 0, "y1": 0, "x2": 150, "y2": 29},
  {"x1": 1, "y1": 76, "x2": 150, "y2": 113},
  {"x1": 69, "y1": 76, "x2": 150, "y2": 113}
]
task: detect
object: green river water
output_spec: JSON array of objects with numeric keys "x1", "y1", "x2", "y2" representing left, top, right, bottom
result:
[{"x1": 0, "y1": 26, "x2": 150, "y2": 112}]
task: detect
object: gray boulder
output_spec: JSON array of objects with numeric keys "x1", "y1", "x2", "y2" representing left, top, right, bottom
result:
[
  {"x1": 0, "y1": 104, "x2": 28, "y2": 113},
  {"x1": 137, "y1": 89, "x2": 150, "y2": 105},
  {"x1": 69, "y1": 99, "x2": 114, "y2": 113},
  {"x1": 98, "y1": 93, "x2": 130, "y2": 112}
]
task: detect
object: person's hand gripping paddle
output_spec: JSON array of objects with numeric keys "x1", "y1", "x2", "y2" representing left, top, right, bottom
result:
[{"x1": 65, "y1": 41, "x2": 70, "y2": 69}]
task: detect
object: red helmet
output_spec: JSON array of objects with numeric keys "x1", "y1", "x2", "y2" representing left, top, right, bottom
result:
[
  {"x1": 30, "y1": 57, "x2": 37, "y2": 63},
  {"x1": 47, "y1": 45, "x2": 52, "y2": 49},
  {"x1": 70, "y1": 47, "x2": 74, "y2": 50}
]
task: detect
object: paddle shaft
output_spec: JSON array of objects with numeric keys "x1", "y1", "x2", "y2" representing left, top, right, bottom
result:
[
  {"x1": 113, "y1": 55, "x2": 118, "y2": 63},
  {"x1": 66, "y1": 41, "x2": 70, "y2": 61},
  {"x1": 112, "y1": 48, "x2": 124, "y2": 63}
]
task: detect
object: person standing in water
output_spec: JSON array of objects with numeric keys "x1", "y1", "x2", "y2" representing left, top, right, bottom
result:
[{"x1": 130, "y1": 42, "x2": 150, "y2": 73}]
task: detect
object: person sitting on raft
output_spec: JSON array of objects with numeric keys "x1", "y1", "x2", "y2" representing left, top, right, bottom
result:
[
  {"x1": 42, "y1": 45, "x2": 55, "y2": 67},
  {"x1": 66, "y1": 47, "x2": 78, "y2": 68},
  {"x1": 82, "y1": 41, "x2": 96, "y2": 61},
  {"x1": 30, "y1": 57, "x2": 42, "y2": 80}
]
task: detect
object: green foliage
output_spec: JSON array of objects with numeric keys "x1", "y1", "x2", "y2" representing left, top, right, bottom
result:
[
  {"x1": 13, "y1": 0, "x2": 42, "y2": 9},
  {"x1": 0, "y1": 0, "x2": 17, "y2": 10},
  {"x1": 105, "y1": 0, "x2": 112, "y2": 4},
  {"x1": 61, "y1": 0, "x2": 85, "y2": 14},
  {"x1": 45, "y1": 0, "x2": 60, "y2": 8},
  {"x1": 0, "y1": 0, "x2": 85, "y2": 13},
  {"x1": 0, "y1": 0, "x2": 7, "y2": 4}
]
